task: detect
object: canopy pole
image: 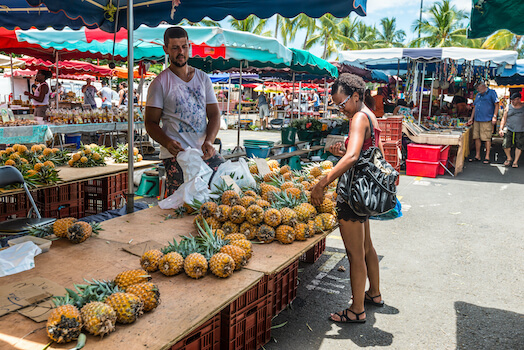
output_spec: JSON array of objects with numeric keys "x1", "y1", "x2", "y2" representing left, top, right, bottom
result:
[
  {"x1": 429, "y1": 71, "x2": 435, "y2": 118},
  {"x1": 55, "y1": 51, "x2": 59, "y2": 110},
  {"x1": 126, "y1": 0, "x2": 135, "y2": 214},
  {"x1": 226, "y1": 74, "x2": 231, "y2": 116},
  {"x1": 396, "y1": 59, "x2": 400, "y2": 103},
  {"x1": 9, "y1": 54, "x2": 14, "y2": 104},
  {"x1": 418, "y1": 62, "x2": 426, "y2": 125},
  {"x1": 164, "y1": 54, "x2": 168, "y2": 70},
  {"x1": 291, "y1": 72, "x2": 295, "y2": 122},
  {"x1": 298, "y1": 80, "x2": 302, "y2": 118},
  {"x1": 235, "y1": 61, "x2": 243, "y2": 152},
  {"x1": 323, "y1": 77, "x2": 327, "y2": 117}
]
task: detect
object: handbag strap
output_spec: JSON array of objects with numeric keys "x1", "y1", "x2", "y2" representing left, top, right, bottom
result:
[{"x1": 359, "y1": 110, "x2": 376, "y2": 148}]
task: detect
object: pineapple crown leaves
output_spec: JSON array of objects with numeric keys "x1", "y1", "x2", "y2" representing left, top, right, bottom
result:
[
  {"x1": 88, "y1": 221, "x2": 103, "y2": 235},
  {"x1": 210, "y1": 179, "x2": 235, "y2": 196},
  {"x1": 161, "y1": 238, "x2": 181, "y2": 255},
  {"x1": 270, "y1": 189, "x2": 306, "y2": 209},
  {"x1": 195, "y1": 219, "x2": 227, "y2": 258},
  {"x1": 28, "y1": 223, "x2": 54, "y2": 238}
]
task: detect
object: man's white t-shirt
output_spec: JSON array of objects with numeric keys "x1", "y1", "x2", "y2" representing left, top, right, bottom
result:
[
  {"x1": 99, "y1": 87, "x2": 112, "y2": 106},
  {"x1": 146, "y1": 67, "x2": 217, "y2": 159}
]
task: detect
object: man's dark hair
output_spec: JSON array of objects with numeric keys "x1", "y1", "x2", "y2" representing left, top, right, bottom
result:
[
  {"x1": 511, "y1": 92, "x2": 521, "y2": 100},
  {"x1": 332, "y1": 73, "x2": 365, "y2": 100},
  {"x1": 164, "y1": 26, "x2": 188, "y2": 46},
  {"x1": 101, "y1": 80, "x2": 107, "y2": 86},
  {"x1": 397, "y1": 99, "x2": 408, "y2": 107}
]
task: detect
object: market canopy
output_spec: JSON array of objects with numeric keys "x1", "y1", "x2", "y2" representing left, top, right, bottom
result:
[
  {"x1": 21, "y1": 57, "x2": 114, "y2": 77},
  {"x1": 468, "y1": 0, "x2": 524, "y2": 39},
  {"x1": 4, "y1": 69, "x2": 96, "y2": 81},
  {"x1": 0, "y1": 53, "x2": 25, "y2": 69},
  {"x1": 209, "y1": 73, "x2": 261, "y2": 84},
  {"x1": 0, "y1": 0, "x2": 96, "y2": 30},
  {"x1": 26, "y1": 0, "x2": 367, "y2": 32},
  {"x1": 495, "y1": 59, "x2": 524, "y2": 86},
  {"x1": 339, "y1": 47, "x2": 518, "y2": 71}
]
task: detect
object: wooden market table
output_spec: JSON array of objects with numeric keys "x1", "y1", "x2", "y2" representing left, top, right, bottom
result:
[{"x1": 403, "y1": 123, "x2": 472, "y2": 176}]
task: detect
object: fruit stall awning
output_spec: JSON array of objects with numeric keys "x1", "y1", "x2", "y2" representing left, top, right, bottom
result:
[
  {"x1": 0, "y1": 53, "x2": 25, "y2": 69},
  {"x1": 21, "y1": 57, "x2": 114, "y2": 77},
  {"x1": 495, "y1": 59, "x2": 524, "y2": 86},
  {"x1": 26, "y1": 0, "x2": 367, "y2": 32},
  {"x1": 468, "y1": 0, "x2": 524, "y2": 38},
  {"x1": 4, "y1": 69, "x2": 97, "y2": 81}
]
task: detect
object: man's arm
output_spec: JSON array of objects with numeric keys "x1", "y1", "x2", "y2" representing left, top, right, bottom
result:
[
  {"x1": 499, "y1": 108, "x2": 508, "y2": 136},
  {"x1": 81, "y1": 85, "x2": 87, "y2": 93},
  {"x1": 145, "y1": 106, "x2": 183, "y2": 157},
  {"x1": 467, "y1": 106, "x2": 476, "y2": 126},
  {"x1": 202, "y1": 103, "x2": 220, "y2": 160},
  {"x1": 492, "y1": 101, "x2": 500, "y2": 125}
]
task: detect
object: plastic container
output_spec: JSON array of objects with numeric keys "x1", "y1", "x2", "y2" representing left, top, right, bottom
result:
[
  {"x1": 65, "y1": 133, "x2": 82, "y2": 149},
  {"x1": 297, "y1": 130, "x2": 315, "y2": 141},
  {"x1": 377, "y1": 116, "x2": 402, "y2": 142},
  {"x1": 281, "y1": 127, "x2": 297, "y2": 145},
  {"x1": 245, "y1": 146, "x2": 270, "y2": 159},
  {"x1": 171, "y1": 313, "x2": 221, "y2": 350},
  {"x1": 300, "y1": 238, "x2": 326, "y2": 263},
  {"x1": 383, "y1": 140, "x2": 401, "y2": 168},
  {"x1": 35, "y1": 182, "x2": 85, "y2": 218},
  {"x1": 8, "y1": 236, "x2": 52, "y2": 253},
  {"x1": 406, "y1": 159, "x2": 439, "y2": 178},
  {"x1": 271, "y1": 259, "x2": 299, "y2": 315},
  {"x1": 0, "y1": 192, "x2": 29, "y2": 221},
  {"x1": 84, "y1": 172, "x2": 128, "y2": 215},
  {"x1": 407, "y1": 143, "x2": 444, "y2": 162}
]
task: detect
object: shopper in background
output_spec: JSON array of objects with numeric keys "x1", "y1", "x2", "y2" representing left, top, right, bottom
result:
[
  {"x1": 364, "y1": 89, "x2": 375, "y2": 111},
  {"x1": 82, "y1": 78, "x2": 98, "y2": 109},
  {"x1": 25, "y1": 70, "x2": 51, "y2": 118},
  {"x1": 118, "y1": 81, "x2": 128, "y2": 107},
  {"x1": 97, "y1": 80, "x2": 113, "y2": 109},
  {"x1": 467, "y1": 81, "x2": 500, "y2": 164},
  {"x1": 372, "y1": 87, "x2": 385, "y2": 117},
  {"x1": 256, "y1": 92, "x2": 270, "y2": 129},
  {"x1": 499, "y1": 92, "x2": 524, "y2": 168}
]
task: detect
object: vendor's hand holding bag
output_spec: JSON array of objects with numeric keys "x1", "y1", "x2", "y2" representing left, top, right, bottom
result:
[{"x1": 337, "y1": 113, "x2": 398, "y2": 216}]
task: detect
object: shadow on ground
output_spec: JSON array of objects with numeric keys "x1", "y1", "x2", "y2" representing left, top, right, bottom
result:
[
  {"x1": 455, "y1": 301, "x2": 524, "y2": 350},
  {"x1": 267, "y1": 247, "x2": 399, "y2": 349}
]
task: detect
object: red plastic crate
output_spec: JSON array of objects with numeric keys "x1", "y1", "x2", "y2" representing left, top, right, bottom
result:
[
  {"x1": 84, "y1": 172, "x2": 128, "y2": 215},
  {"x1": 300, "y1": 238, "x2": 326, "y2": 264},
  {"x1": 171, "y1": 313, "x2": 221, "y2": 350},
  {"x1": 0, "y1": 192, "x2": 30, "y2": 221},
  {"x1": 37, "y1": 199, "x2": 85, "y2": 219},
  {"x1": 85, "y1": 192, "x2": 126, "y2": 215},
  {"x1": 221, "y1": 276, "x2": 273, "y2": 350},
  {"x1": 407, "y1": 143, "x2": 449, "y2": 162},
  {"x1": 406, "y1": 159, "x2": 439, "y2": 178},
  {"x1": 377, "y1": 116, "x2": 403, "y2": 142},
  {"x1": 383, "y1": 140, "x2": 401, "y2": 168},
  {"x1": 35, "y1": 183, "x2": 84, "y2": 218},
  {"x1": 270, "y1": 259, "x2": 299, "y2": 316}
]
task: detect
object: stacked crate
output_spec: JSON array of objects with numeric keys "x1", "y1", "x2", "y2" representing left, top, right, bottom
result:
[
  {"x1": 84, "y1": 172, "x2": 128, "y2": 215},
  {"x1": 35, "y1": 182, "x2": 84, "y2": 219},
  {"x1": 378, "y1": 116, "x2": 403, "y2": 185},
  {"x1": 406, "y1": 144, "x2": 450, "y2": 178}
]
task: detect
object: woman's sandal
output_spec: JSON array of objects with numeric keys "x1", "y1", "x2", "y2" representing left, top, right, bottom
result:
[
  {"x1": 330, "y1": 309, "x2": 366, "y2": 324},
  {"x1": 364, "y1": 292, "x2": 385, "y2": 307},
  {"x1": 503, "y1": 159, "x2": 512, "y2": 167}
]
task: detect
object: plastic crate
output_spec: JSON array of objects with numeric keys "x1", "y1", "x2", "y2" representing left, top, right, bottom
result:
[
  {"x1": 0, "y1": 192, "x2": 29, "y2": 221},
  {"x1": 84, "y1": 172, "x2": 128, "y2": 215},
  {"x1": 407, "y1": 143, "x2": 449, "y2": 162},
  {"x1": 221, "y1": 276, "x2": 273, "y2": 350},
  {"x1": 35, "y1": 183, "x2": 84, "y2": 219},
  {"x1": 300, "y1": 238, "x2": 326, "y2": 264},
  {"x1": 383, "y1": 140, "x2": 401, "y2": 168},
  {"x1": 171, "y1": 313, "x2": 221, "y2": 350},
  {"x1": 406, "y1": 159, "x2": 439, "y2": 178},
  {"x1": 271, "y1": 259, "x2": 299, "y2": 316},
  {"x1": 377, "y1": 116, "x2": 403, "y2": 142},
  {"x1": 37, "y1": 199, "x2": 85, "y2": 219}
]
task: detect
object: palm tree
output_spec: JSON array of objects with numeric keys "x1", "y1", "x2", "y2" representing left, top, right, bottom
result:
[
  {"x1": 278, "y1": 17, "x2": 301, "y2": 46},
  {"x1": 376, "y1": 17, "x2": 405, "y2": 47},
  {"x1": 296, "y1": 14, "x2": 318, "y2": 50},
  {"x1": 335, "y1": 17, "x2": 360, "y2": 51},
  {"x1": 355, "y1": 23, "x2": 379, "y2": 49},
  {"x1": 410, "y1": 0, "x2": 469, "y2": 47},
  {"x1": 178, "y1": 19, "x2": 221, "y2": 27},
  {"x1": 305, "y1": 14, "x2": 341, "y2": 59},
  {"x1": 229, "y1": 15, "x2": 269, "y2": 36},
  {"x1": 482, "y1": 29, "x2": 523, "y2": 51}
]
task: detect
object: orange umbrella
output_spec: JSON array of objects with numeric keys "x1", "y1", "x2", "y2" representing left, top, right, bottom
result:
[{"x1": 108, "y1": 65, "x2": 156, "y2": 79}]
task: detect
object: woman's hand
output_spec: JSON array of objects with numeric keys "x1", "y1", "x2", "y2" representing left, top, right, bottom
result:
[
  {"x1": 310, "y1": 182, "x2": 325, "y2": 207},
  {"x1": 329, "y1": 142, "x2": 345, "y2": 157}
]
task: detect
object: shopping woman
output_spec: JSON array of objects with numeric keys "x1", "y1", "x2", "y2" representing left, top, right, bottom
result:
[
  {"x1": 24, "y1": 70, "x2": 52, "y2": 119},
  {"x1": 311, "y1": 73, "x2": 385, "y2": 323}
]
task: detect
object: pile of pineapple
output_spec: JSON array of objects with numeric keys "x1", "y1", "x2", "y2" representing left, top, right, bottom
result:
[
  {"x1": 139, "y1": 219, "x2": 252, "y2": 279},
  {"x1": 30, "y1": 217, "x2": 101, "y2": 244},
  {"x1": 68, "y1": 144, "x2": 107, "y2": 168},
  {"x1": 178, "y1": 159, "x2": 338, "y2": 248},
  {"x1": 0, "y1": 144, "x2": 69, "y2": 187},
  {"x1": 111, "y1": 143, "x2": 143, "y2": 163},
  {"x1": 47, "y1": 269, "x2": 159, "y2": 343}
]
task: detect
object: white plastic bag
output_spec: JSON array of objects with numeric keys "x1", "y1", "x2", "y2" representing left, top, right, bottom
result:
[
  {"x1": 210, "y1": 158, "x2": 256, "y2": 191},
  {"x1": 158, "y1": 177, "x2": 210, "y2": 209},
  {"x1": 0, "y1": 241, "x2": 42, "y2": 277},
  {"x1": 176, "y1": 147, "x2": 213, "y2": 184}
]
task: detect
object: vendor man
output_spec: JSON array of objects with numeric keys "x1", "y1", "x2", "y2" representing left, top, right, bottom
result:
[
  {"x1": 467, "y1": 81, "x2": 499, "y2": 164},
  {"x1": 145, "y1": 26, "x2": 223, "y2": 196}
]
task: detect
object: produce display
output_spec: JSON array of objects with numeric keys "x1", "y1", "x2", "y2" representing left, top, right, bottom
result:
[
  {"x1": 30, "y1": 217, "x2": 102, "y2": 244},
  {"x1": 68, "y1": 144, "x2": 107, "y2": 168},
  {"x1": 111, "y1": 143, "x2": 143, "y2": 163},
  {"x1": 0, "y1": 119, "x2": 39, "y2": 127},
  {"x1": 46, "y1": 108, "x2": 143, "y2": 125}
]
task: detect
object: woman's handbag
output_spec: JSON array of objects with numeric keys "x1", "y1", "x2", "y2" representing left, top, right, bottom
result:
[{"x1": 337, "y1": 113, "x2": 398, "y2": 217}]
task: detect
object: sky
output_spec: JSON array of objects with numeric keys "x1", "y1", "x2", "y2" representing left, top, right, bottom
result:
[{"x1": 218, "y1": 0, "x2": 474, "y2": 60}]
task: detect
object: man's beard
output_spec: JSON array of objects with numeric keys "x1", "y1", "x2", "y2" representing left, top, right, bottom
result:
[{"x1": 171, "y1": 55, "x2": 187, "y2": 67}]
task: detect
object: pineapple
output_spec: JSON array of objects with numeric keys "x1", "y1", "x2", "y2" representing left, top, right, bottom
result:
[
  {"x1": 244, "y1": 190, "x2": 258, "y2": 198},
  {"x1": 239, "y1": 196, "x2": 256, "y2": 208},
  {"x1": 267, "y1": 159, "x2": 279, "y2": 170},
  {"x1": 126, "y1": 282, "x2": 160, "y2": 312},
  {"x1": 221, "y1": 221, "x2": 239, "y2": 235},
  {"x1": 246, "y1": 205, "x2": 264, "y2": 225},
  {"x1": 224, "y1": 233, "x2": 247, "y2": 241},
  {"x1": 294, "y1": 203, "x2": 317, "y2": 222},
  {"x1": 249, "y1": 164, "x2": 258, "y2": 174},
  {"x1": 158, "y1": 252, "x2": 184, "y2": 276},
  {"x1": 294, "y1": 223, "x2": 310, "y2": 241},
  {"x1": 200, "y1": 201, "x2": 218, "y2": 218},
  {"x1": 184, "y1": 253, "x2": 208, "y2": 279},
  {"x1": 219, "y1": 245, "x2": 248, "y2": 270},
  {"x1": 209, "y1": 253, "x2": 235, "y2": 278},
  {"x1": 264, "y1": 208, "x2": 282, "y2": 227},
  {"x1": 280, "y1": 181, "x2": 295, "y2": 191},
  {"x1": 321, "y1": 160, "x2": 333, "y2": 169},
  {"x1": 308, "y1": 219, "x2": 320, "y2": 235},
  {"x1": 280, "y1": 207, "x2": 298, "y2": 227},
  {"x1": 140, "y1": 249, "x2": 164, "y2": 272},
  {"x1": 283, "y1": 172, "x2": 293, "y2": 180},
  {"x1": 229, "y1": 205, "x2": 246, "y2": 224},
  {"x1": 114, "y1": 269, "x2": 151, "y2": 290},
  {"x1": 67, "y1": 221, "x2": 92, "y2": 243},
  {"x1": 318, "y1": 198, "x2": 336, "y2": 213},
  {"x1": 276, "y1": 225, "x2": 295, "y2": 244},
  {"x1": 53, "y1": 217, "x2": 77, "y2": 238},
  {"x1": 310, "y1": 166, "x2": 322, "y2": 178},
  {"x1": 324, "y1": 191, "x2": 337, "y2": 202},
  {"x1": 263, "y1": 172, "x2": 278, "y2": 183},
  {"x1": 239, "y1": 222, "x2": 257, "y2": 240},
  {"x1": 204, "y1": 216, "x2": 222, "y2": 230},
  {"x1": 215, "y1": 205, "x2": 231, "y2": 222},
  {"x1": 46, "y1": 298, "x2": 82, "y2": 343},
  {"x1": 257, "y1": 224, "x2": 276, "y2": 243},
  {"x1": 214, "y1": 229, "x2": 225, "y2": 239},
  {"x1": 280, "y1": 165, "x2": 291, "y2": 174},
  {"x1": 193, "y1": 214, "x2": 205, "y2": 230},
  {"x1": 255, "y1": 199, "x2": 271, "y2": 209},
  {"x1": 230, "y1": 239, "x2": 253, "y2": 260},
  {"x1": 221, "y1": 190, "x2": 240, "y2": 206},
  {"x1": 105, "y1": 292, "x2": 144, "y2": 324},
  {"x1": 81, "y1": 301, "x2": 117, "y2": 337},
  {"x1": 285, "y1": 187, "x2": 302, "y2": 200},
  {"x1": 317, "y1": 213, "x2": 337, "y2": 231}
]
